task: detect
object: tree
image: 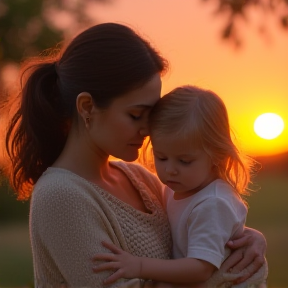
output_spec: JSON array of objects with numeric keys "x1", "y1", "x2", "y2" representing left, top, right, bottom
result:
[
  {"x1": 0, "y1": 0, "x2": 59, "y2": 64},
  {"x1": 202, "y1": 0, "x2": 288, "y2": 46},
  {"x1": 0, "y1": 0, "x2": 111, "y2": 64},
  {"x1": 0, "y1": 0, "x2": 111, "y2": 89}
]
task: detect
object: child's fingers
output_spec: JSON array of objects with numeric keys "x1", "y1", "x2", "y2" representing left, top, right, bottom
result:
[
  {"x1": 102, "y1": 241, "x2": 123, "y2": 254},
  {"x1": 103, "y1": 269, "x2": 124, "y2": 285},
  {"x1": 93, "y1": 262, "x2": 119, "y2": 273},
  {"x1": 93, "y1": 253, "x2": 117, "y2": 262}
]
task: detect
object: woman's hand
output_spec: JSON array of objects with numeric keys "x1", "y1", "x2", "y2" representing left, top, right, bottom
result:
[
  {"x1": 223, "y1": 227, "x2": 267, "y2": 284},
  {"x1": 93, "y1": 241, "x2": 142, "y2": 285}
]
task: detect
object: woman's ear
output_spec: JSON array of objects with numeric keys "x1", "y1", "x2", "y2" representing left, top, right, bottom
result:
[{"x1": 76, "y1": 92, "x2": 94, "y2": 120}]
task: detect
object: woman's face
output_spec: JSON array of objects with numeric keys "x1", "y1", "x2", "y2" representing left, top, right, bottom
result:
[{"x1": 90, "y1": 74, "x2": 162, "y2": 161}]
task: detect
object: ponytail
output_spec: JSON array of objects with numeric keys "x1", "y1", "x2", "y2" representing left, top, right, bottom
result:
[
  {"x1": 5, "y1": 57, "x2": 70, "y2": 200},
  {"x1": 3, "y1": 23, "x2": 168, "y2": 200}
]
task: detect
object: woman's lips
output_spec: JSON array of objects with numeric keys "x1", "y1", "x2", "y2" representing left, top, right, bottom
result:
[{"x1": 128, "y1": 143, "x2": 143, "y2": 149}]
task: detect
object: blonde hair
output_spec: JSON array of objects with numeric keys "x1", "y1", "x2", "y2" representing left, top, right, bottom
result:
[{"x1": 141, "y1": 85, "x2": 257, "y2": 201}]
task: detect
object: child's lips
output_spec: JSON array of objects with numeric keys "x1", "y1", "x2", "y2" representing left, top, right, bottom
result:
[{"x1": 166, "y1": 180, "x2": 180, "y2": 185}]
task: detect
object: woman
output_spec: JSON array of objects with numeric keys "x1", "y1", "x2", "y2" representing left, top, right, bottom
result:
[{"x1": 4, "y1": 23, "x2": 266, "y2": 287}]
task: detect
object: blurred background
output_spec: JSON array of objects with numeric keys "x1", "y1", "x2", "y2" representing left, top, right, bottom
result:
[{"x1": 0, "y1": 0, "x2": 287, "y2": 287}]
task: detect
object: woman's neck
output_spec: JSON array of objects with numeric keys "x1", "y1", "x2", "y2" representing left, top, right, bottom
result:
[{"x1": 52, "y1": 129, "x2": 110, "y2": 183}]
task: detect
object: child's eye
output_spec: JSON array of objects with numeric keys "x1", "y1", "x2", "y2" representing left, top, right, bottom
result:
[
  {"x1": 155, "y1": 156, "x2": 167, "y2": 161},
  {"x1": 180, "y1": 160, "x2": 192, "y2": 165}
]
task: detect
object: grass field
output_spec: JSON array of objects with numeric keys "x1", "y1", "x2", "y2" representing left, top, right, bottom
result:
[
  {"x1": 246, "y1": 173, "x2": 288, "y2": 288},
  {"x1": 0, "y1": 222, "x2": 33, "y2": 287},
  {"x1": 0, "y1": 172, "x2": 287, "y2": 287}
]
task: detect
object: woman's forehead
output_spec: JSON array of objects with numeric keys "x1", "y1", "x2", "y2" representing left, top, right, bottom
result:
[{"x1": 112, "y1": 74, "x2": 162, "y2": 108}]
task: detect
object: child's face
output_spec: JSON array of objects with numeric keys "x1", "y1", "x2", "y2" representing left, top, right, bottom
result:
[{"x1": 152, "y1": 135, "x2": 217, "y2": 198}]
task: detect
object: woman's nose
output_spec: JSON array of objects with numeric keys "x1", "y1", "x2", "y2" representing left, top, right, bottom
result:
[
  {"x1": 139, "y1": 127, "x2": 149, "y2": 137},
  {"x1": 139, "y1": 118, "x2": 149, "y2": 137},
  {"x1": 139, "y1": 113, "x2": 151, "y2": 137}
]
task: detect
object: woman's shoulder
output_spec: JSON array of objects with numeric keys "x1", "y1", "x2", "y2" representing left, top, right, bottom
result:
[
  {"x1": 34, "y1": 167, "x2": 83, "y2": 188},
  {"x1": 32, "y1": 167, "x2": 97, "y2": 204}
]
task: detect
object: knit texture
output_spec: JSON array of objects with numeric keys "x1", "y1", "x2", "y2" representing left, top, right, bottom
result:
[
  {"x1": 30, "y1": 161, "x2": 172, "y2": 288},
  {"x1": 207, "y1": 258, "x2": 268, "y2": 288}
]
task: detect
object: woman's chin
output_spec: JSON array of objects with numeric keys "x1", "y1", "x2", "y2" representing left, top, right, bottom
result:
[
  {"x1": 122, "y1": 155, "x2": 139, "y2": 162},
  {"x1": 113, "y1": 152, "x2": 139, "y2": 162}
]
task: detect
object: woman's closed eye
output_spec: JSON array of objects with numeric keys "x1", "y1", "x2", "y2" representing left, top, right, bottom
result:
[{"x1": 130, "y1": 114, "x2": 142, "y2": 120}]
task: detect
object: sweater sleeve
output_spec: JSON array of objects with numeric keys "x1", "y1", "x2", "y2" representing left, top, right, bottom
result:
[{"x1": 30, "y1": 171, "x2": 142, "y2": 287}]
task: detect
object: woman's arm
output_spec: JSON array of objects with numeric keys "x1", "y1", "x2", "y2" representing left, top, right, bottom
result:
[
  {"x1": 223, "y1": 227, "x2": 267, "y2": 284},
  {"x1": 93, "y1": 241, "x2": 215, "y2": 285}
]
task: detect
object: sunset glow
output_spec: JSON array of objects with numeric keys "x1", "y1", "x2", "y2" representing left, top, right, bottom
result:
[
  {"x1": 254, "y1": 113, "x2": 285, "y2": 140},
  {"x1": 0, "y1": 0, "x2": 286, "y2": 158},
  {"x1": 89, "y1": 0, "x2": 288, "y2": 157}
]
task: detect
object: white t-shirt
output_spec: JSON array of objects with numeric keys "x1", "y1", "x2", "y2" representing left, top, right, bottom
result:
[{"x1": 163, "y1": 179, "x2": 247, "y2": 269}]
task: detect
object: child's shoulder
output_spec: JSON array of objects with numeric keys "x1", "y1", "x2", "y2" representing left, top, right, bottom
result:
[
  {"x1": 208, "y1": 179, "x2": 236, "y2": 197},
  {"x1": 207, "y1": 179, "x2": 247, "y2": 211}
]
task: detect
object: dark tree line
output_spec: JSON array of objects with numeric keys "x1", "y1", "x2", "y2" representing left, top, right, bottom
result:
[{"x1": 0, "y1": 0, "x2": 111, "y2": 64}]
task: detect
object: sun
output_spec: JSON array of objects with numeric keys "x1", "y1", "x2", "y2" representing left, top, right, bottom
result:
[{"x1": 254, "y1": 113, "x2": 285, "y2": 140}]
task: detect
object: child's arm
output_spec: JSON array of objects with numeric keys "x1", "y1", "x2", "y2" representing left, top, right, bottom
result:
[{"x1": 93, "y1": 241, "x2": 216, "y2": 285}]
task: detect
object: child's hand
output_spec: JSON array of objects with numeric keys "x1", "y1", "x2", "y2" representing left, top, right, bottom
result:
[{"x1": 93, "y1": 241, "x2": 142, "y2": 285}]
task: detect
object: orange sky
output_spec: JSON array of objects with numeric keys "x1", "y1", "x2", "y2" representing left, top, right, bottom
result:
[{"x1": 86, "y1": 0, "x2": 288, "y2": 157}]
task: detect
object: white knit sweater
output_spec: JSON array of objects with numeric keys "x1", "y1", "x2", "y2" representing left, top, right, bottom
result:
[{"x1": 30, "y1": 161, "x2": 172, "y2": 288}]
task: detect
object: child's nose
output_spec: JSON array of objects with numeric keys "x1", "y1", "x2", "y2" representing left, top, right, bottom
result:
[{"x1": 165, "y1": 165, "x2": 178, "y2": 175}]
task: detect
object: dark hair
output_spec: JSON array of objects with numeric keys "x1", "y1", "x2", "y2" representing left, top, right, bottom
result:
[{"x1": 4, "y1": 22, "x2": 168, "y2": 200}]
